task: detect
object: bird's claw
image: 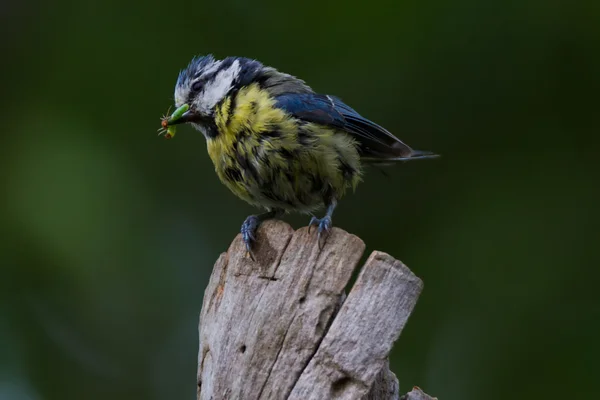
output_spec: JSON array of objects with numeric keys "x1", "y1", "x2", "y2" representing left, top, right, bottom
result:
[
  {"x1": 308, "y1": 215, "x2": 332, "y2": 248},
  {"x1": 241, "y1": 215, "x2": 259, "y2": 259}
]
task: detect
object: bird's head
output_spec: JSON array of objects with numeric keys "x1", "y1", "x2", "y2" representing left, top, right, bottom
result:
[
  {"x1": 167, "y1": 55, "x2": 255, "y2": 137},
  {"x1": 163, "y1": 54, "x2": 311, "y2": 138}
]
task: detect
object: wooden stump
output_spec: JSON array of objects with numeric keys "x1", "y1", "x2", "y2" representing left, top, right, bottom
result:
[{"x1": 197, "y1": 220, "x2": 436, "y2": 400}]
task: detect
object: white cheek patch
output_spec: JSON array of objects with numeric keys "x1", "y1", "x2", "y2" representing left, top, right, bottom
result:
[{"x1": 195, "y1": 60, "x2": 240, "y2": 113}]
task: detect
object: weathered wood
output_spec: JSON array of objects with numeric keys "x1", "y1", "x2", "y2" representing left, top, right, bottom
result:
[
  {"x1": 400, "y1": 387, "x2": 438, "y2": 400},
  {"x1": 288, "y1": 251, "x2": 424, "y2": 400},
  {"x1": 363, "y1": 361, "x2": 400, "y2": 400},
  {"x1": 197, "y1": 220, "x2": 436, "y2": 400}
]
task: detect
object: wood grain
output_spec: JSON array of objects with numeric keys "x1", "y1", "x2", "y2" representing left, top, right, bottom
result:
[{"x1": 196, "y1": 220, "x2": 436, "y2": 400}]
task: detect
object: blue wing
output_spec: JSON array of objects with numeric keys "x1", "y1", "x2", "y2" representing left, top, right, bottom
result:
[{"x1": 274, "y1": 93, "x2": 414, "y2": 159}]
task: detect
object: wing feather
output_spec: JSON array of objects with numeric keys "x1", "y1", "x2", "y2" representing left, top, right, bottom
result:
[{"x1": 274, "y1": 93, "x2": 413, "y2": 159}]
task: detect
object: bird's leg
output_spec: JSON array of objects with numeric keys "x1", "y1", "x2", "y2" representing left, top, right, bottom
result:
[
  {"x1": 308, "y1": 198, "x2": 337, "y2": 248},
  {"x1": 241, "y1": 209, "x2": 283, "y2": 256}
]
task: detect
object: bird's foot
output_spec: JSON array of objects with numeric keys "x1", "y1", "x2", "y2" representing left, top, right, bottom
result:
[
  {"x1": 241, "y1": 215, "x2": 260, "y2": 260},
  {"x1": 308, "y1": 215, "x2": 332, "y2": 248},
  {"x1": 240, "y1": 209, "x2": 283, "y2": 260}
]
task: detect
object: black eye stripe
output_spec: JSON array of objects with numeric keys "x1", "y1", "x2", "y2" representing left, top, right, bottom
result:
[
  {"x1": 191, "y1": 69, "x2": 222, "y2": 92},
  {"x1": 192, "y1": 79, "x2": 205, "y2": 91}
]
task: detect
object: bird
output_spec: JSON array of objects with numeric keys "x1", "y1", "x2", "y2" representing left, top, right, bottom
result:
[{"x1": 164, "y1": 54, "x2": 438, "y2": 253}]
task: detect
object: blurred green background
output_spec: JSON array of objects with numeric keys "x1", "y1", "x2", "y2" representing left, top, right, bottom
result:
[{"x1": 1, "y1": 0, "x2": 599, "y2": 399}]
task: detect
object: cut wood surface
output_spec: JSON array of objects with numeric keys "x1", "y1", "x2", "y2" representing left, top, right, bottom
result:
[{"x1": 197, "y1": 220, "x2": 436, "y2": 400}]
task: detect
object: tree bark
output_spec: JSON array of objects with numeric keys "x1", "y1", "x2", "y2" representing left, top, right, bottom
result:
[{"x1": 196, "y1": 220, "x2": 436, "y2": 400}]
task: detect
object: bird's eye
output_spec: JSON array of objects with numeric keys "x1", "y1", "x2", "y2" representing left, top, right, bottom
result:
[{"x1": 192, "y1": 80, "x2": 204, "y2": 92}]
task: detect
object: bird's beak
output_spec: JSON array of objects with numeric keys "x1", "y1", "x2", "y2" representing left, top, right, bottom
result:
[{"x1": 167, "y1": 110, "x2": 197, "y2": 126}]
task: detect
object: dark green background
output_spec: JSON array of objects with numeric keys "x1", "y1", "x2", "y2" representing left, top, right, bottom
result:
[{"x1": 2, "y1": 0, "x2": 598, "y2": 399}]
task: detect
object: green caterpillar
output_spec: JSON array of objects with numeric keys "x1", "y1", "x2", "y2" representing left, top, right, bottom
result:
[{"x1": 159, "y1": 103, "x2": 189, "y2": 139}]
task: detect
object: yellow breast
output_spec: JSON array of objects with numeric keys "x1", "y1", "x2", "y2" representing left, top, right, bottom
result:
[{"x1": 205, "y1": 83, "x2": 362, "y2": 212}]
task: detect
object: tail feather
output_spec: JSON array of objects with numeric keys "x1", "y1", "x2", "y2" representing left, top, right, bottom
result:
[
  {"x1": 362, "y1": 149, "x2": 440, "y2": 164},
  {"x1": 404, "y1": 149, "x2": 440, "y2": 160}
]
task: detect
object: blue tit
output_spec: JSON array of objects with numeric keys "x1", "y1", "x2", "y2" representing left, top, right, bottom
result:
[{"x1": 164, "y1": 55, "x2": 438, "y2": 252}]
